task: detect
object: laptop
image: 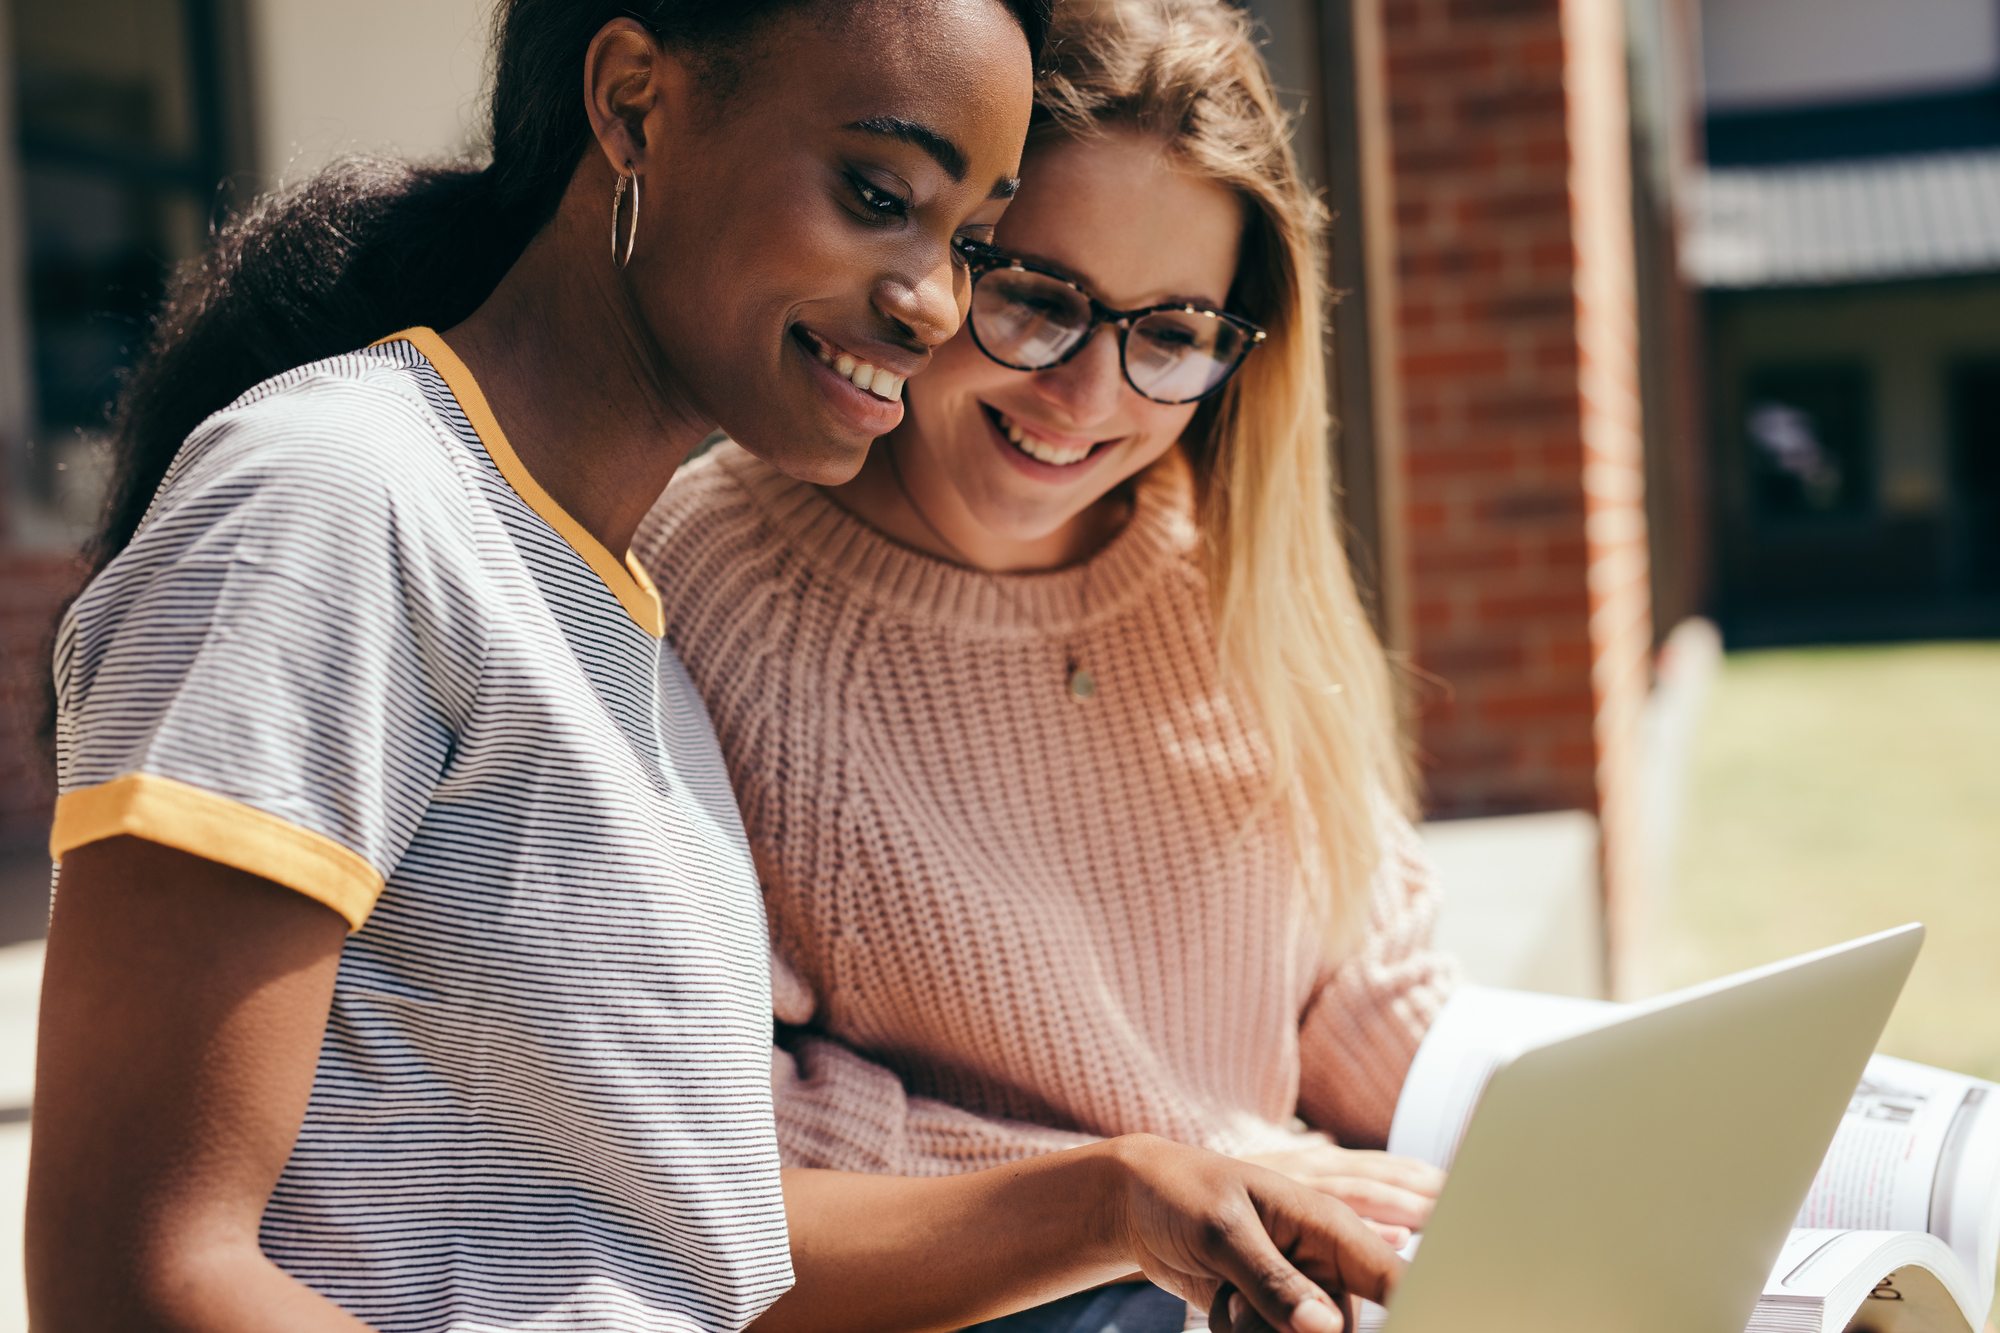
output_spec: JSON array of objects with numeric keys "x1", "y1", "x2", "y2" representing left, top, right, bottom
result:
[{"x1": 1371, "y1": 923, "x2": 1924, "y2": 1333}]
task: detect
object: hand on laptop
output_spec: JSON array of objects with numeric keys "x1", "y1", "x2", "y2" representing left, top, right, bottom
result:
[
  {"x1": 1103, "y1": 1133, "x2": 1405, "y2": 1333},
  {"x1": 1244, "y1": 1135, "x2": 1444, "y2": 1240}
]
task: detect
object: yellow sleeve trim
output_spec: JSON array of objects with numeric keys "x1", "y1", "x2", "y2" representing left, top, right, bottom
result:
[
  {"x1": 50, "y1": 774, "x2": 384, "y2": 931},
  {"x1": 374, "y1": 327, "x2": 666, "y2": 638}
]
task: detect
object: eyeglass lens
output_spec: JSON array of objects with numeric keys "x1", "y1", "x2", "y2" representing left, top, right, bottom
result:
[{"x1": 970, "y1": 267, "x2": 1249, "y2": 403}]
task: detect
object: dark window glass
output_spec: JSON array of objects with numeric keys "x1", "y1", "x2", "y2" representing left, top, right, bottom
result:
[
  {"x1": 1742, "y1": 363, "x2": 1874, "y2": 520},
  {"x1": 1948, "y1": 359, "x2": 2000, "y2": 591},
  {"x1": 8, "y1": 0, "x2": 236, "y2": 528}
]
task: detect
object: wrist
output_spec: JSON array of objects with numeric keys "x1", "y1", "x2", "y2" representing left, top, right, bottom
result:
[{"x1": 1077, "y1": 1134, "x2": 1161, "y2": 1270}]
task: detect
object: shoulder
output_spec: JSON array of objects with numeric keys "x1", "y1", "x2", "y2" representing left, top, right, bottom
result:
[
  {"x1": 149, "y1": 348, "x2": 478, "y2": 550},
  {"x1": 183, "y1": 346, "x2": 468, "y2": 489}
]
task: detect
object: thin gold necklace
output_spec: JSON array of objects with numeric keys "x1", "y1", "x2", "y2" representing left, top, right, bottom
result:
[{"x1": 881, "y1": 440, "x2": 1101, "y2": 701}]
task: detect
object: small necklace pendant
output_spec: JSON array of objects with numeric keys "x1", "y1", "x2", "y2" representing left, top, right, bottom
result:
[{"x1": 1067, "y1": 662, "x2": 1097, "y2": 701}]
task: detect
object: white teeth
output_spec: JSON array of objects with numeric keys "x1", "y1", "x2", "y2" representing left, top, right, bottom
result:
[
  {"x1": 809, "y1": 336, "x2": 902, "y2": 403},
  {"x1": 997, "y1": 410, "x2": 1091, "y2": 465}
]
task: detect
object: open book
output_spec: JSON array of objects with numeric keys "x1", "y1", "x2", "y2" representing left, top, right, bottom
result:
[{"x1": 1360, "y1": 987, "x2": 2000, "y2": 1333}]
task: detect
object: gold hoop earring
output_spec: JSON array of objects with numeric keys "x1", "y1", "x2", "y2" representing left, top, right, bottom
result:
[{"x1": 611, "y1": 167, "x2": 641, "y2": 269}]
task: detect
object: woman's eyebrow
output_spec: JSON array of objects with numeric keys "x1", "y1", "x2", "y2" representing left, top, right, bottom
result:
[
  {"x1": 1009, "y1": 248, "x2": 1222, "y2": 311},
  {"x1": 846, "y1": 116, "x2": 1021, "y2": 199}
]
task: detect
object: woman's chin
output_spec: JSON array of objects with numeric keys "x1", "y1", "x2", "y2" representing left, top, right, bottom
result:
[
  {"x1": 736, "y1": 429, "x2": 873, "y2": 488},
  {"x1": 967, "y1": 500, "x2": 1096, "y2": 559}
]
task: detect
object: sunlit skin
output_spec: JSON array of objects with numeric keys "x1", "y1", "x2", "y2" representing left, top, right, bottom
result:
[
  {"x1": 26, "y1": 8, "x2": 1412, "y2": 1333},
  {"x1": 830, "y1": 128, "x2": 1246, "y2": 571},
  {"x1": 449, "y1": 0, "x2": 1032, "y2": 558},
  {"x1": 826, "y1": 125, "x2": 1454, "y2": 1237}
]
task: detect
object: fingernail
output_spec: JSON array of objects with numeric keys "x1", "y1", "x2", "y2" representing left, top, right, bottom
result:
[
  {"x1": 1229, "y1": 1292, "x2": 1247, "y2": 1324},
  {"x1": 1293, "y1": 1297, "x2": 1340, "y2": 1333}
]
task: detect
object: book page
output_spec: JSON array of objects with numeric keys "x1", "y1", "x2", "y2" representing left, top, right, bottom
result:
[
  {"x1": 1930, "y1": 1079, "x2": 2000, "y2": 1299},
  {"x1": 1757, "y1": 1230, "x2": 1979, "y2": 1333},
  {"x1": 1797, "y1": 1057, "x2": 1981, "y2": 1238},
  {"x1": 1766, "y1": 1229, "x2": 1887, "y2": 1299},
  {"x1": 1792, "y1": 1055, "x2": 2000, "y2": 1320},
  {"x1": 1386, "y1": 986, "x2": 1613, "y2": 1170},
  {"x1": 1853, "y1": 1265, "x2": 1980, "y2": 1333}
]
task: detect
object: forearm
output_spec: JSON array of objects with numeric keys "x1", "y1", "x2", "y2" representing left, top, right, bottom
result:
[
  {"x1": 775, "y1": 1031, "x2": 1097, "y2": 1176},
  {"x1": 755, "y1": 1143, "x2": 1134, "y2": 1333},
  {"x1": 1297, "y1": 820, "x2": 1459, "y2": 1146},
  {"x1": 27, "y1": 1229, "x2": 374, "y2": 1333}
]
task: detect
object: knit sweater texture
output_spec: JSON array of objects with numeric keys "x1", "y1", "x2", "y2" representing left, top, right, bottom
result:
[{"x1": 635, "y1": 442, "x2": 1458, "y2": 1174}]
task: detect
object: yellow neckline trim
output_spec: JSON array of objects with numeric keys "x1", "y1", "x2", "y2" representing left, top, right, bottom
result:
[{"x1": 377, "y1": 327, "x2": 664, "y2": 637}]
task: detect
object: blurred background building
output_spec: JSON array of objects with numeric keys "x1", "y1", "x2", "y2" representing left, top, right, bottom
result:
[
  {"x1": 0, "y1": 0, "x2": 1996, "y2": 1324},
  {"x1": 1690, "y1": 0, "x2": 2000, "y2": 645},
  {"x1": 0, "y1": 0, "x2": 1704, "y2": 992},
  {"x1": 0, "y1": 0, "x2": 493, "y2": 862},
  {"x1": 0, "y1": 0, "x2": 1993, "y2": 1031}
]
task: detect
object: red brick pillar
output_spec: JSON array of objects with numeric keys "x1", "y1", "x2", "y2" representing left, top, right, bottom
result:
[
  {"x1": 0, "y1": 550, "x2": 83, "y2": 848},
  {"x1": 1377, "y1": 0, "x2": 1654, "y2": 976}
]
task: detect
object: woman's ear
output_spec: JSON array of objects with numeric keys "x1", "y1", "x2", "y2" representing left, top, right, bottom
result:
[{"x1": 582, "y1": 18, "x2": 692, "y2": 175}]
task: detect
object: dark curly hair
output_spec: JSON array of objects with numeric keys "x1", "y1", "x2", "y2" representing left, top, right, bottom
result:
[{"x1": 85, "y1": 0, "x2": 1052, "y2": 579}]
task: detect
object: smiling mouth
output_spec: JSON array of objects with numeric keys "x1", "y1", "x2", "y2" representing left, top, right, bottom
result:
[
  {"x1": 792, "y1": 327, "x2": 907, "y2": 402},
  {"x1": 983, "y1": 403, "x2": 1112, "y2": 467}
]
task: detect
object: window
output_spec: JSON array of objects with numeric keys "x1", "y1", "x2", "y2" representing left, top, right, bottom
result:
[
  {"x1": 7, "y1": 0, "x2": 244, "y2": 541},
  {"x1": 1948, "y1": 358, "x2": 2000, "y2": 590},
  {"x1": 1741, "y1": 363, "x2": 1874, "y2": 520}
]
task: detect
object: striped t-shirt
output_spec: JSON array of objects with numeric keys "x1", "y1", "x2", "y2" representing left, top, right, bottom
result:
[{"x1": 50, "y1": 329, "x2": 793, "y2": 1331}]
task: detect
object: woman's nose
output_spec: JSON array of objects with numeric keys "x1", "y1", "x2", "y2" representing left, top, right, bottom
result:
[
  {"x1": 1032, "y1": 325, "x2": 1126, "y2": 423},
  {"x1": 874, "y1": 259, "x2": 963, "y2": 351}
]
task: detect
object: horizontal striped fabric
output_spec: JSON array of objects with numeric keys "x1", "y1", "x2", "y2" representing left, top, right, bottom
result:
[{"x1": 51, "y1": 330, "x2": 792, "y2": 1330}]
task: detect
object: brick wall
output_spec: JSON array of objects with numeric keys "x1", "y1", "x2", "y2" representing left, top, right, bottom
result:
[
  {"x1": 0, "y1": 550, "x2": 81, "y2": 850},
  {"x1": 1376, "y1": 0, "x2": 1655, "y2": 962},
  {"x1": 1564, "y1": 0, "x2": 1655, "y2": 968}
]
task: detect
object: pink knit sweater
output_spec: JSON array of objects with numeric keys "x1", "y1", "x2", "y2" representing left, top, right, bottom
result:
[{"x1": 635, "y1": 442, "x2": 1457, "y2": 1174}]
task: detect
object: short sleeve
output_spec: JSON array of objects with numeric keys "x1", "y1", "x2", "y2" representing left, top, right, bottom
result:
[{"x1": 50, "y1": 377, "x2": 486, "y2": 929}]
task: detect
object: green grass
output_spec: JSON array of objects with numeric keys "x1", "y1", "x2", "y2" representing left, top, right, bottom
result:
[
  {"x1": 1652, "y1": 641, "x2": 2000, "y2": 1081},
  {"x1": 1651, "y1": 642, "x2": 2000, "y2": 1325}
]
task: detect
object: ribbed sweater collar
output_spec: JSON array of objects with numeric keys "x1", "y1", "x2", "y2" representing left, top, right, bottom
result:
[{"x1": 709, "y1": 441, "x2": 1199, "y2": 637}]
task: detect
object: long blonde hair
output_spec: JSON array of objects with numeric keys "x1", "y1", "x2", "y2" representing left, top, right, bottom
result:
[{"x1": 1033, "y1": 0, "x2": 1413, "y2": 952}]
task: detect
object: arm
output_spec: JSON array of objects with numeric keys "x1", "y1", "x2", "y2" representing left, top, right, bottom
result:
[
  {"x1": 774, "y1": 1026, "x2": 1096, "y2": 1175},
  {"x1": 27, "y1": 839, "x2": 376, "y2": 1332},
  {"x1": 757, "y1": 1134, "x2": 1404, "y2": 1333},
  {"x1": 1295, "y1": 811, "x2": 1458, "y2": 1150}
]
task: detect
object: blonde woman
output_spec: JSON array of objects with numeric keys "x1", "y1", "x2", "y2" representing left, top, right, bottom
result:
[{"x1": 640, "y1": 1, "x2": 1456, "y2": 1326}]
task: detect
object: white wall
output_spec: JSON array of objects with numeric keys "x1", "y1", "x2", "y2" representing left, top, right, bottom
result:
[
  {"x1": 245, "y1": 0, "x2": 494, "y2": 181},
  {"x1": 1702, "y1": 0, "x2": 2000, "y2": 111}
]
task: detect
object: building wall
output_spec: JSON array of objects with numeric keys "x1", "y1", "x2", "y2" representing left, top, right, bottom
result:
[
  {"x1": 1564, "y1": 0, "x2": 1655, "y2": 973},
  {"x1": 245, "y1": 0, "x2": 491, "y2": 180},
  {"x1": 1708, "y1": 277, "x2": 2000, "y2": 629},
  {"x1": 1373, "y1": 0, "x2": 1656, "y2": 976},
  {"x1": 1712, "y1": 283, "x2": 2000, "y2": 516},
  {"x1": 0, "y1": 6, "x2": 66, "y2": 846},
  {"x1": 0, "y1": 0, "x2": 498, "y2": 849},
  {"x1": 1701, "y1": 0, "x2": 2000, "y2": 111},
  {"x1": 0, "y1": 9, "x2": 34, "y2": 462}
]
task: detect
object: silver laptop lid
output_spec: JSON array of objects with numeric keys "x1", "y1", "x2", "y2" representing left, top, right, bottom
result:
[{"x1": 1382, "y1": 923, "x2": 1923, "y2": 1333}]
